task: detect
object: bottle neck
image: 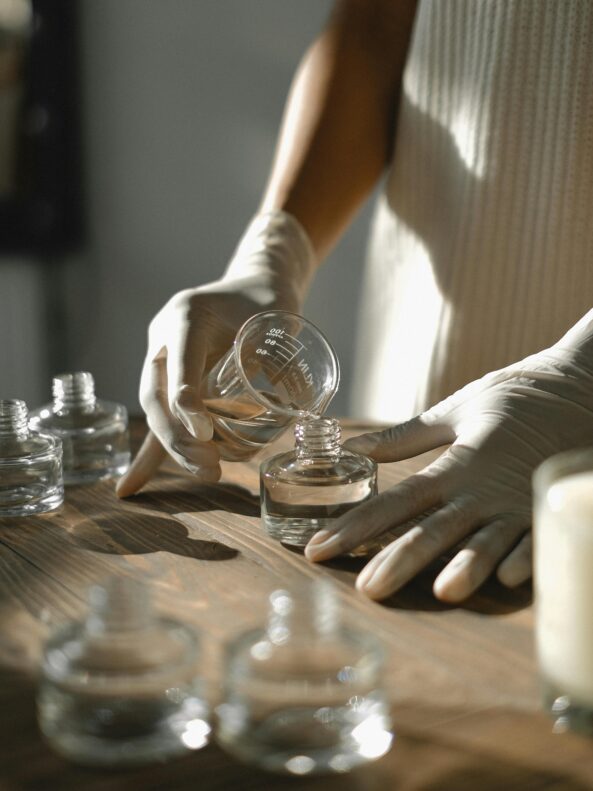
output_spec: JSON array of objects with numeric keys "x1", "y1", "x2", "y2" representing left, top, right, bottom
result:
[
  {"x1": 53, "y1": 372, "x2": 97, "y2": 411},
  {"x1": 266, "y1": 582, "x2": 340, "y2": 645},
  {"x1": 0, "y1": 399, "x2": 29, "y2": 438},
  {"x1": 86, "y1": 577, "x2": 151, "y2": 635},
  {"x1": 295, "y1": 416, "x2": 341, "y2": 460}
]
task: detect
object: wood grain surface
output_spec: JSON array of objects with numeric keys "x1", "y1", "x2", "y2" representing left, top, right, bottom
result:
[{"x1": 0, "y1": 420, "x2": 592, "y2": 791}]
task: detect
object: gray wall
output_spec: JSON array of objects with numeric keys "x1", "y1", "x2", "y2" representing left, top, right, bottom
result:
[{"x1": 1, "y1": 1, "x2": 376, "y2": 417}]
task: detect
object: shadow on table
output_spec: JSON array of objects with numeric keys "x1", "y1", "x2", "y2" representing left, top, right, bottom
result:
[
  {"x1": 318, "y1": 553, "x2": 532, "y2": 616},
  {"x1": 382, "y1": 564, "x2": 533, "y2": 616},
  {"x1": 62, "y1": 481, "x2": 260, "y2": 559},
  {"x1": 129, "y1": 481, "x2": 260, "y2": 517},
  {"x1": 1, "y1": 669, "x2": 588, "y2": 791},
  {"x1": 67, "y1": 512, "x2": 240, "y2": 560}
]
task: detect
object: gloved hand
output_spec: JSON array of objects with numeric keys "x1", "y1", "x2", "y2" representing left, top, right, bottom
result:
[
  {"x1": 116, "y1": 211, "x2": 316, "y2": 497},
  {"x1": 305, "y1": 311, "x2": 593, "y2": 603}
]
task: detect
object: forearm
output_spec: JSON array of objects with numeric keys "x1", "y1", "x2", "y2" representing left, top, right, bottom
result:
[{"x1": 260, "y1": 0, "x2": 418, "y2": 261}]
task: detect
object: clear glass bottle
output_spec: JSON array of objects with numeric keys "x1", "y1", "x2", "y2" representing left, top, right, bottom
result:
[
  {"x1": 217, "y1": 581, "x2": 392, "y2": 775},
  {"x1": 260, "y1": 417, "x2": 377, "y2": 547},
  {"x1": 29, "y1": 372, "x2": 131, "y2": 485},
  {"x1": 0, "y1": 399, "x2": 63, "y2": 516},
  {"x1": 37, "y1": 577, "x2": 210, "y2": 767}
]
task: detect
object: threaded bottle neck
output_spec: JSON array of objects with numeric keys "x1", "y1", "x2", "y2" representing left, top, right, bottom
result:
[
  {"x1": 53, "y1": 372, "x2": 97, "y2": 410},
  {"x1": 0, "y1": 399, "x2": 29, "y2": 437},
  {"x1": 267, "y1": 582, "x2": 340, "y2": 644},
  {"x1": 86, "y1": 577, "x2": 151, "y2": 635},
  {"x1": 295, "y1": 416, "x2": 341, "y2": 460}
]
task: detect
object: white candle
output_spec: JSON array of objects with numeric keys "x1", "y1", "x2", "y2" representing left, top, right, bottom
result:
[{"x1": 535, "y1": 470, "x2": 593, "y2": 704}]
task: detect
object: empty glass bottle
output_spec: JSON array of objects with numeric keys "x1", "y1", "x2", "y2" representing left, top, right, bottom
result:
[
  {"x1": 29, "y1": 372, "x2": 131, "y2": 485},
  {"x1": 0, "y1": 399, "x2": 63, "y2": 516},
  {"x1": 217, "y1": 581, "x2": 392, "y2": 775},
  {"x1": 37, "y1": 577, "x2": 210, "y2": 767},
  {"x1": 260, "y1": 416, "x2": 377, "y2": 547}
]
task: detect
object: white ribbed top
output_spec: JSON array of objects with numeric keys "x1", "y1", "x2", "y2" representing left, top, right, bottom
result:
[{"x1": 352, "y1": 0, "x2": 593, "y2": 421}]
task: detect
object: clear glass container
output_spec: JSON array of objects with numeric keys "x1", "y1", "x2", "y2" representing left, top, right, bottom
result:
[
  {"x1": 534, "y1": 449, "x2": 593, "y2": 736},
  {"x1": 37, "y1": 577, "x2": 210, "y2": 767},
  {"x1": 0, "y1": 399, "x2": 63, "y2": 516},
  {"x1": 217, "y1": 581, "x2": 392, "y2": 775},
  {"x1": 260, "y1": 417, "x2": 377, "y2": 547},
  {"x1": 29, "y1": 372, "x2": 131, "y2": 485},
  {"x1": 201, "y1": 311, "x2": 339, "y2": 461}
]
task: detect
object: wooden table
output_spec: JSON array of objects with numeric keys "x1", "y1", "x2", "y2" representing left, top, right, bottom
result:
[{"x1": 1, "y1": 420, "x2": 592, "y2": 790}]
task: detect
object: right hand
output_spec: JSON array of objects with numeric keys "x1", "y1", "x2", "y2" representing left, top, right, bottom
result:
[{"x1": 116, "y1": 211, "x2": 315, "y2": 497}]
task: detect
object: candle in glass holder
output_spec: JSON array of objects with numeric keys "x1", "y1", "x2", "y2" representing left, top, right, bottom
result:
[{"x1": 534, "y1": 450, "x2": 593, "y2": 736}]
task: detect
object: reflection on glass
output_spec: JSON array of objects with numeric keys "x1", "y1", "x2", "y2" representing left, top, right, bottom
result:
[{"x1": 0, "y1": 0, "x2": 32, "y2": 196}]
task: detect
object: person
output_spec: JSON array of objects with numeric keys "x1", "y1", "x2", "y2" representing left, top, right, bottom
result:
[{"x1": 116, "y1": 0, "x2": 593, "y2": 603}]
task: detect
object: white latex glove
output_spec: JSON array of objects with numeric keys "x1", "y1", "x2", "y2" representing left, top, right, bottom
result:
[
  {"x1": 305, "y1": 311, "x2": 593, "y2": 603},
  {"x1": 116, "y1": 211, "x2": 316, "y2": 497}
]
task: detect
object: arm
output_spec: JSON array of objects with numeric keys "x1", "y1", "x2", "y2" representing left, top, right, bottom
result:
[
  {"x1": 116, "y1": 0, "x2": 418, "y2": 496},
  {"x1": 261, "y1": 0, "x2": 418, "y2": 260}
]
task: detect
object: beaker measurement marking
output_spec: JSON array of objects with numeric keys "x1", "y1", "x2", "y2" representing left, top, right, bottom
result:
[
  {"x1": 256, "y1": 339, "x2": 303, "y2": 365},
  {"x1": 255, "y1": 348, "x2": 288, "y2": 364},
  {"x1": 260, "y1": 343, "x2": 302, "y2": 360},
  {"x1": 252, "y1": 352, "x2": 284, "y2": 371},
  {"x1": 280, "y1": 335, "x2": 304, "y2": 354},
  {"x1": 273, "y1": 350, "x2": 291, "y2": 362},
  {"x1": 255, "y1": 332, "x2": 312, "y2": 389}
]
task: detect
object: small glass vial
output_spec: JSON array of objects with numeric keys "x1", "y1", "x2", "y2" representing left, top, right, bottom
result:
[
  {"x1": 0, "y1": 399, "x2": 63, "y2": 516},
  {"x1": 260, "y1": 417, "x2": 377, "y2": 547},
  {"x1": 29, "y1": 372, "x2": 131, "y2": 485},
  {"x1": 37, "y1": 577, "x2": 210, "y2": 767},
  {"x1": 217, "y1": 581, "x2": 392, "y2": 775}
]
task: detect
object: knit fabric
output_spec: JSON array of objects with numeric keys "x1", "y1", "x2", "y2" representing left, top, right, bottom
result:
[{"x1": 352, "y1": 0, "x2": 593, "y2": 422}]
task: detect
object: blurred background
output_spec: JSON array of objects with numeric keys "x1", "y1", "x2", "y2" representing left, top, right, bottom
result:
[{"x1": 0, "y1": 0, "x2": 377, "y2": 417}]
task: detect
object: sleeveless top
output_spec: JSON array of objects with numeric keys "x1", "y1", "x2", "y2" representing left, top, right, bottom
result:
[{"x1": 351, "y1": 0, "x2": 593, "y2": 422}]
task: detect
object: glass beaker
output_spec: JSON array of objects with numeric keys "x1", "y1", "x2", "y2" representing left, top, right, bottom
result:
[{"x1": 201, "y1": 311, "x2": 340, "y2": 461}]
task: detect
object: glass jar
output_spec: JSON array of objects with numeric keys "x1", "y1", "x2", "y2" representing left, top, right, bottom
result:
[
  {"x1": 30, "y1": 372, "x2": 130, "y2": 484},
  {"x1": 37, "y1": 577, "x2": 210, "y2": 766},
  {"x1": 260, "y1": 417, "x2": 377, "y2": 547},
  {"x1": 217, "y1": 581, "x2": 392, "y2": 775},
  {"x1": 0, "y1": 398, "x2": 63, "y2": 516},
  {"x1": 534, "y1": 449, "x2": 593, "y2": 736}
]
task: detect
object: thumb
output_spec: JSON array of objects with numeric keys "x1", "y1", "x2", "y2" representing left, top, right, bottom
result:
[{"x1": 343, "y1": 414, "x2": 454, "y2": 462}]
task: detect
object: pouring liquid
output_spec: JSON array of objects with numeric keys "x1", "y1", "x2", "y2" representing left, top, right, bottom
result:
[{"x1": 202, "y1": 395, "x2": 299, "y2": 462}]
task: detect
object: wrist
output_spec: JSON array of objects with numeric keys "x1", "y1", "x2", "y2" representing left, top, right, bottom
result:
[{"x1": 222, "y1": 210, "x2": 317, "y2": 306}]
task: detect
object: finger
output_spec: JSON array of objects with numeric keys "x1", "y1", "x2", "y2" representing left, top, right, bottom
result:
[
  {"x1": 354, "y1": 499, "x2": 478, "y2": 600},
  {"x1": 140, "y1": 355, "x2": 221, "y2": 477},
  {"x1": 116, "y1": 431, "x2": 167, "y2": 498},
  {"x1": 432, "y1": 517, "x2": 528, "y2": 603},
  {"x1": 116, "y1": 431, "x2": 221, "y2": 498},
  {"x1": 343, "y1": 414, "x2": 454, "y2": 463},
  {"x1": 305, "y1": 445, "x2": 461, "y2": 561},
  {"x1": 305, "y1": 467, "x2": 445, "y2": 562},
  {"x1": 165, "y1": 318, "x2": 213, "y2": 442},
  {"x1": 497, "y1": 532, "x2": 533, "y2": 587}
]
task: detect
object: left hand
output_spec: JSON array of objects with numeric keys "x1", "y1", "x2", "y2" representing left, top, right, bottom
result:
[{"x1": 305, "y1": 337, "x2": 593, "y2": 602}]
